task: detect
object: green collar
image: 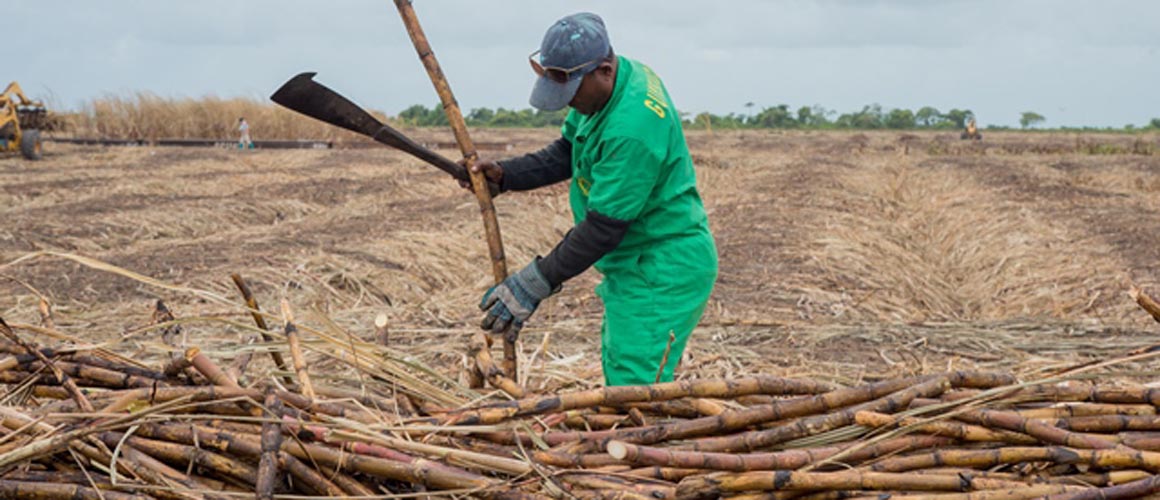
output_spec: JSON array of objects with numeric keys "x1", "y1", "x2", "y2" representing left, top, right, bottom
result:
[{"x1": 575, "y1": 56, "x2": 630, "y2": 142}]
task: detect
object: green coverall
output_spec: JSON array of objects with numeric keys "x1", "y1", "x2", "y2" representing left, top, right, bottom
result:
[{"x1": 561, "y1": 56, "x2": 718, "y2": 386}]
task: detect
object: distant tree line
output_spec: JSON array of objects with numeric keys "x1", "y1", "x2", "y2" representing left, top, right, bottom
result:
[
  {"x1": 397, "y1": 104, "x2": 570, "y2": 128},
  {"x1": 689, "y1": 104, "x2": 980, "y2": 131},
  {"x1": 395, "y1": 102, "x2": 1160, "y2": 132}
]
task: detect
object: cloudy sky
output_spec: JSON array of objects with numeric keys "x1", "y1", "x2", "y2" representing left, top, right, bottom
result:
[{"x1": 12, "y1": 0, "x2": 1159, "y2": 127}]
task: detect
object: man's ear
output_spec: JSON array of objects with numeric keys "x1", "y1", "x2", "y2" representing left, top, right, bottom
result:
[{"x1": 597, "y1": 62, "x2": 615, "y2": 79}]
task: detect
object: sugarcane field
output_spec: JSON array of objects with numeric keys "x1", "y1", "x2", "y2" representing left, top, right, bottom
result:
[{"x1": 4, "y1": 2, "x2": 1160, "y2": 500}]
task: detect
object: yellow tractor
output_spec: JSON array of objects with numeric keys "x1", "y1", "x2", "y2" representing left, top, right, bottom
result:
[{"x1": 0, "y1": 81, "x2": 48, "y2": 160}]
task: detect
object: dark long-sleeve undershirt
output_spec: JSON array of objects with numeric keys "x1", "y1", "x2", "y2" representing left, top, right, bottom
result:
[
  {"x1": 537, "y1": 210, "x2": 632, "y2": 288},
  {"x1": 498, "y1": 136, "x2": 634, "y2": 289},
  {"x1": 497, "y1": 137, "x2": 573, "y2": 192}
]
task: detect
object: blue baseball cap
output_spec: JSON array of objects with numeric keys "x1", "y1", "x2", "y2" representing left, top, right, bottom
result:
[{"x1": 529, "y1": 12, "x2": 612, "y2": 111}]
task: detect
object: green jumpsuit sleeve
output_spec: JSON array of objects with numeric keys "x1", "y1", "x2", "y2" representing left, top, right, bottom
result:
[{"x1": 585, "y1": 137, "x2": 664, "y2": 222}]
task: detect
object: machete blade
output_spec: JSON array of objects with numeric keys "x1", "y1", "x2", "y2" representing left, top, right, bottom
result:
[
  {"x1": 270, "y1": 72, "x2": 478, "y2": 185},
  {"x1": 270, "y1": 72, "x2": 388, "y2": 140}
]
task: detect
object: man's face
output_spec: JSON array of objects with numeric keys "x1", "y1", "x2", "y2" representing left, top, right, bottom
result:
[{"x1": 568, "y1": 62, "x2": 615, "y2": 115}]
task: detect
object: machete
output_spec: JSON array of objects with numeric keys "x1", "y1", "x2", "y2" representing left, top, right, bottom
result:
[{"x1": 271, "y1": 72, "x2": 484, "y2": 186}]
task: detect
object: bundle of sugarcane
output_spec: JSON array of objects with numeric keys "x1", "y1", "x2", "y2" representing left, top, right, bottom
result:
[
  {"x1": 3, "y1": 320, "x2": 1160, "y2": 500},
  {"x1": 1, "y1": 287, "x2": 1159, "y2": 499}
]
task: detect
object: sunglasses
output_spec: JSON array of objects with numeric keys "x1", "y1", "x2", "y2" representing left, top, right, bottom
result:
[{"x1": 528, "y1": 50, "x2": 602, "y2": 84}]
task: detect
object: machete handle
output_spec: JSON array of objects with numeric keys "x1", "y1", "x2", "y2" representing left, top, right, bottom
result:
[{"x1": 370, "y1": 125, "x2": 467, "y2": 182}]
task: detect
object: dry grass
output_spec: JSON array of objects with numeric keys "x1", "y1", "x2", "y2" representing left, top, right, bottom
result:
[
  {"x1": 57, "y1": 93, "x2": 390, "y2": 142},
  {"x1": 1, "y1": 130, "x2": 1158, "y2": 389}
]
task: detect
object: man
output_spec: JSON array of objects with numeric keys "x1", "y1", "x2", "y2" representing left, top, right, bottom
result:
[
  {"x1": 472, "y1": 12, "x2": 717, "y2": 386},
  {"x1": 238, "y1": 117, "x2": 253, "y2": 150}
]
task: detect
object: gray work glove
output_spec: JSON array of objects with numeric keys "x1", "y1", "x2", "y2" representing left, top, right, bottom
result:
[{"x1": 478, "y1": 259, "x2": 557, "y2": 341}]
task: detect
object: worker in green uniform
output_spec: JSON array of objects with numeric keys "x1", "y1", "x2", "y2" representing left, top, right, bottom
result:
[{"x1": 470, "y1": 12, "x2": 717, "y2": 386}]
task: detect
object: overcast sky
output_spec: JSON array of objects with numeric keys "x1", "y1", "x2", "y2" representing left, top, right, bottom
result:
[{"x1": 12, "y1": 1, "x2": 1159, "y2": 127}]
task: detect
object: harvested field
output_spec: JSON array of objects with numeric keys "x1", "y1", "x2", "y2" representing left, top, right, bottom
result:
[
  {"x1": 1, "y1": 129, "x2": 1160, "y2": 498},
  {"x1": 2, "y1": 130, "x2": 1159, "y2": 384}
]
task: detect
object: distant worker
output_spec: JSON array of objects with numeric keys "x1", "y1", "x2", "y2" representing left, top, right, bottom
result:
[
  {"x1": 238, "y1": 117, "x2": 253, "y2": 149},
  {"x1": 465, "y1": 12, "x2": 718, "y2": 386}
]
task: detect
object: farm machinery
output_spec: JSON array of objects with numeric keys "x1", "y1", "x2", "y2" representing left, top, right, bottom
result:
[
  {"x1": 0, "y1": 81, "x2": 50, "y2": 160},
  {"x1": 960, "y1": 115, "x2": 982, "y2": 140}
]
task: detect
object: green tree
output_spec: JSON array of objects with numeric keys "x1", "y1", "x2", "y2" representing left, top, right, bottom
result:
[
  {"x1": 1019, "y1": 111, "x2": 1046, "y2": 129},
  {"x1": 1150, "y1": 118, "x2": 1160, "y2": 129},
  {"x1": 942, "y1": 109, "x2": 973, "y2": 129},
  {"x1": 884, "y1": 108, "x2": 916, "y2": 129},
  {"x1": 915, "y1": 106, "x2": 942, "y2": 127},
  {"x1": 835, "y1": 104, "x2": 885, "y2": 129},
  {"x1": 398, "y1": 104, "x2": 432, "y2": 126},
  {"x1": 467, "y1": 107, "x2": 494, "y2": 125},
  {"x1": 750, "y1": 104, "x2": 797, "y2": 128},
  {"x1": 531, "y1": 108, "x2": 568, "y2": 127},
  {"x1": 796, "y1": 106, "x2": 813, "y2": 126}
]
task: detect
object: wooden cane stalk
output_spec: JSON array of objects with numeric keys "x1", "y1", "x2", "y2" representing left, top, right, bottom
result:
[
  {"x1": 280, "y1": 432, "x2": 545, "y2": 499},
  {"x1": 1040, "y1": 415, "x2": 1160, "y2": 433},
  {"x1": 256, "y1": 388, "x2": 283, "y2": 500},
  {"x1": 655, "y1": 331, "x2": 676, "y2": 383},
  {"x1": 1047, "y1": 469, "x2": 1153, "y2": 487},
  {"x1": 0, "y1": 479, "x2": 154, "y2": 500},
  {"x1": 374, "y1": 312, "x2": 390, "y2": 346},
  {"x1": 393, "y1": 0, "x2": 518, "y2": 385},
  {"x1": 854, "y1": 410, "x2": 1038, "y2": 445},
  {"x1": 28, "y1": 384, "x2": 71, "y2": 399},
  {"x1": 133, "y1": 421, "x2": 540, "y2": 499},
  {"x1": 319, "y1": 467, "x2": 379, "y2": 498},
  {"x1": 535, "y1": 375, "x2": 931, "y2": 447},
  {"x1": 469, "y1": 332, "x2": 524, "y2": 398},
  {"x1": 555, "y1": 472, "x2": 675, "y2": 500},
  {"x1": 0, "y1": 318, "x2": 93, "y2": 413},
  {"x1": 1042, "y1": 474, "x2": 1160, "y2": 500},
  {"x1": 1130, "y1": 286, "x2": 1160, "y2": 324},
  {"x1": 130, "y1": 422, "x2": 345, "y2": 497},
  {"x1": 444, "y1": 375, "x2": 835, "y2": 425},
  {"x1": 280, "y1": 299, "x2": 314, "y2": 399},
  {"x1": 286, "y1": 416, "x2": 532, "y2": 476},
  {"x1": 229, "y1": 273, "x2": 292, "y2": 383},
  {"x1": 955, "y1": 408, "x2": 1123, "y2": 449},
  {"x1": 533, "y1": 450, "x2": 628, "y2": 468},
  {"x1": 1018, "y1": 404, "x2": 1156, "y2": 419},
  {"x1": 676, "y1": 469, "x2": 1064, "y2": 500},
  {"x1": 949, "y1": 382, "x2": 1160, "y2": 406},
  {"x1": 70, "y1": 353, "x2": 168, "y2": 380},
  {"x1": 564, "y1": 412, "x2": 634, "y2": 430},
  {"x1": 886, "y1": 484, "x2": 1086, "y2": 500},
  {"x1": 98, "y1": 432, "x2": 259, "y2": 487},
  {"x1": 71, "y1": 437, "x2": 222, "y2": 500},
  {"x1": 607, "y1": 434, "x2": 953, "y2": 471},
  {"x1": 0, "y1": 355, "x2": 18, "y2": 372},
  {"x1": 869, "y1": 446, "x2": 1160, "y2": 473},
  {"x1": 162, "y1": 354, "x2": 194, "y2": 380},
  {"x1": 22, "y1": 360, "x2": 167, "y2": 389},
  {"x1": 183, "y1": 347, "x2": 238, "y2": 388},
  {"x1": 626, "y1": 467, "x2": 706, "y2": 482},
  {"x1": 37, "y1": 298, "x2": 55, "y2": 330},
  {"x1": 680, "y1": 376, "x2": 951, "y2": 453},
  {"x1": 47, "y1": 385, "x2": 380, "y2": 423},
  {"x1": 0, "y1": 470, "x2": 113, "y2": 485}
]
